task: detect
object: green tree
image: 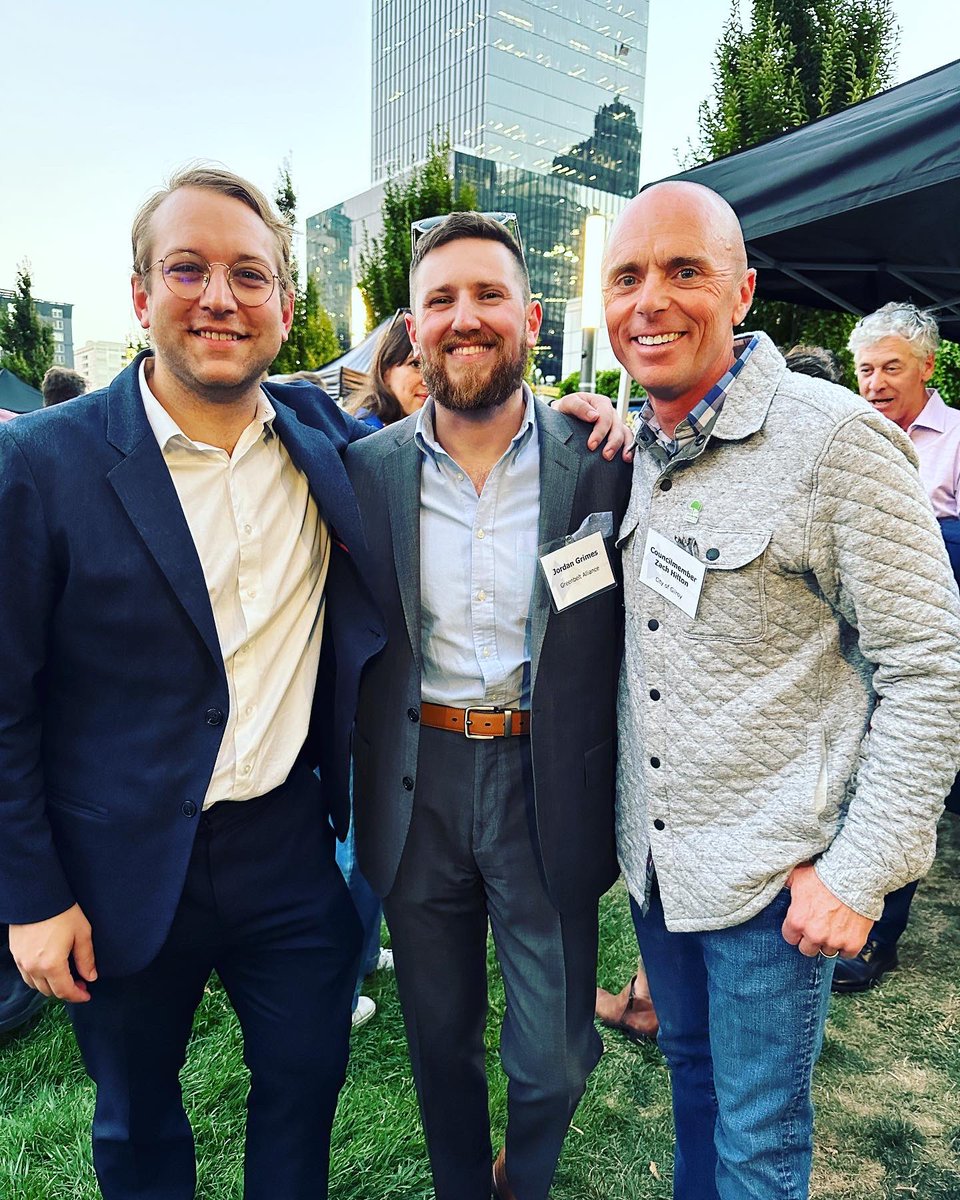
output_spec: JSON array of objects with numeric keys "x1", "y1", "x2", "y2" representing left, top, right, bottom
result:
[
  {"x1": 357, "y1": 136, "x2": 477, "y2": 328},
  {"x1": 691, "y1": 0, "x2": 898, "y2": 163},
  {"x1": 932, "y1": 339, "x2": 960, "y2": 408},
  {"x1": 270, "y1": 162, "x2": 340, "y2": 374},
  {"x1": 689, "y1": 1, "x2": 898, "y2": 362},
  {"x1": 558, "y1": 369, "x2": 644, "y2": 401},
  {"x1": 0, "y1": 265, "x2": 54, "y2": 389}
]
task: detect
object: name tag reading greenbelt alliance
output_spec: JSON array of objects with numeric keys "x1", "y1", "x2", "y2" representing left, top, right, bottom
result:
[{"x1": 539, "y1": 523, "x2": 617, "y2": 613}]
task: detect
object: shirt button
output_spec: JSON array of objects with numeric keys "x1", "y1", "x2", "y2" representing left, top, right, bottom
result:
[
  {"x1": 457, "y1": 472, "x2": 464, "y2": 481},
  {"x1": 244, "y1": 705, "x2": 254, "y2": 718},
  {"x1": 649, "y1": 689, "x2": 661, "y2": 701},
  {"x1": 243, "y1": 523, "x2": 253, "y2": 535},
  {"x1": 205, "y1": 707, "x2": 224, "y2": 726},
  {"x1": 407, "y1": 707, "x2": 420, "y2": 722},
  {"x1": 660, "y1": 479, "x2": 672, "y2": 492},
  {"x1": 695, "y1": 434, "x2": 706, "y2": 446},
  {"x1": 706, "y1": 548, "x2": 720, "y2": 561},
  {"x1": 650, "y1": 757, "x2": 661, "y2": 768},
  {"x1": 483, "y1": 647, "x2": 490, "y2": 658},
  {"x1": 477, "y1": 529, "x2": 485, "y2": 539},
  {"x1": 181, "y1": 800, "x2": 197, "y2": 817},
  {"x1": 241, "y1": 763, "x2": 252, "y2": 776},
  {"x1": 402, "y1": 776, "x2": 415, "y2": 791},
  {"x1": 653, "y1": 818, "x2": 666, "y2": 831},
  {"x1": 648, "y1": 619, "x2": 659, "y2": 631},
  {"x1": 247, "y1": 589, "x2": 257, "y2": 599},
  {"x1": 477, "y1": 590, "x2": 486, "y2": 601}
]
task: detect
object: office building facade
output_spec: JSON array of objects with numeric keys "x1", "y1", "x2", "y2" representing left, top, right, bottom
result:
[
  {"x1": 309, "y1": 0, "x2": 649, "y2": 379},
  {"x1": 0, "y1": 289, "x2": 74, "y2": 368}
]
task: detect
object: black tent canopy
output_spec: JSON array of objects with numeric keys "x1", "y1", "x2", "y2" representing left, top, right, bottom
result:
[{"x1": 661, "y1": 59, "x2": 960, "y2": 339}]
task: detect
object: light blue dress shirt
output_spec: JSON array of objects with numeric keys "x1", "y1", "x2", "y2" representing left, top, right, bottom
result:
[{"x1": 415, "y1": 386, "x2": 540, "y2": 708}]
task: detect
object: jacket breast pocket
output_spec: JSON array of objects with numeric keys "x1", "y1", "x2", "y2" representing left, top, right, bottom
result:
[
  {"x1": 46, "y1": 791, "x2": 110, "y2": 823},
  {"x1": 684, "y1": 529, "x2": 772, "y2": 644}
]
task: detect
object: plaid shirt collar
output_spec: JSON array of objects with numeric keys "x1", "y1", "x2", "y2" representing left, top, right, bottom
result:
[{"x1": 635, "y1": 334, "x2": 760, "y2": 469}]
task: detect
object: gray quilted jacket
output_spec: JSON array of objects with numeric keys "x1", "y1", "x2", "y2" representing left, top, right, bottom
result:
[{"x1": 617, "y1": 332, "x2": 960, "y2": 931}]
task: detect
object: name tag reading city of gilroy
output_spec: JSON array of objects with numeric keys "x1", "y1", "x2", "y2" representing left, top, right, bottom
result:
[
  {"x1": 539, "y1": 514, "x2": 617, "y2": 613},
  {"x1": 639, "y1": 527, "x2": 706, "y2": 618}
]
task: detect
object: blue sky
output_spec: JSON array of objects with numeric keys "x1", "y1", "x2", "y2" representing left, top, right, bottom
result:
[{"x1": 1, "y1": 0, "x2": 955, "y2": 347}]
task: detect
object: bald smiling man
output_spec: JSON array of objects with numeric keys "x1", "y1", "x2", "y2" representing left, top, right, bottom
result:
[{"x1": 604, "y1": 183, "x2": 960, "y2": 1200}]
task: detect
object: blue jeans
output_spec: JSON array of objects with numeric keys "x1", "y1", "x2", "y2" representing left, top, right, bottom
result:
[
  {"x1": 335, "y1": 820, "x2": 383, "y2": 1011},
  {"x1": 632, "y1": 883, "x2": 834, "y2": 1200}
]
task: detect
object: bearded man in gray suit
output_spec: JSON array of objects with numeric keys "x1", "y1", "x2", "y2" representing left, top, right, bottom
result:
[{"x1": 346, "y1": 212, "x2": 631, "y2": 1200}]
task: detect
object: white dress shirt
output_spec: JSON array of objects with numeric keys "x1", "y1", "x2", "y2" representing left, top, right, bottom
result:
[{"x1": 140, "y1": 362, "x2": 329, "y2": 807}]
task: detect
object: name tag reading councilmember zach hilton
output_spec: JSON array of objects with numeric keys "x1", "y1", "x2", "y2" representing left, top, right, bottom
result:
[
  {"x1": 539, "y1": 530, "x2": 617, "y2": 613},
  {"x1": 640, "y1": 527, "x2": 706, "y2": 619}
]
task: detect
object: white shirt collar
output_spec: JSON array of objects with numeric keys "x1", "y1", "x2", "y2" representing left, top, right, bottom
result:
[{"x1": 138, "y1": 357, "x2": 276, "y2": 453}]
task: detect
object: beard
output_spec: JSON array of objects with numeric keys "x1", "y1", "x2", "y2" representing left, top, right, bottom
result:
[{"x1": 421, "y1": 331, "x2": 527, "y2": 415}]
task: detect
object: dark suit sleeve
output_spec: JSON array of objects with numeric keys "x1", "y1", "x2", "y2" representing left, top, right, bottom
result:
[
  {"x1": 343, "y1": 411, "x2": 378, "y2": 444},
  {"x1": 0, "y1": 426, "x2": 75, "y2": 922}
]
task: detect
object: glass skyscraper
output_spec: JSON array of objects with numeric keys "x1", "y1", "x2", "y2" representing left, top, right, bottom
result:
[
  {"x1": 309, "y1": 0, "x2": 649, "y2": 378},
  {"x1": 372, "y1": 0, "x2": 648, "y2": 196}
]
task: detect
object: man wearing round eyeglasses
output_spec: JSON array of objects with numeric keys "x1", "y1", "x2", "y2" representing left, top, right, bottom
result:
[{"x1": 0, "y1": 166, "x2": 387, "y2": 1200}]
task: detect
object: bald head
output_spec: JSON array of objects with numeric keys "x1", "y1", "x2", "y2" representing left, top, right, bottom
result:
[
  {"x1": 601, "y1": 181, "x2": 756, "y2": 415},
  {"x1": 605, "y1": 182, "x2": 749, "y2": 280}
]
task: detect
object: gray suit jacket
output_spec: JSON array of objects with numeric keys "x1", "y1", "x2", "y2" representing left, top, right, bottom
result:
[{"x1": 345, "y1": 399, "x2": 632, "y2": 913}]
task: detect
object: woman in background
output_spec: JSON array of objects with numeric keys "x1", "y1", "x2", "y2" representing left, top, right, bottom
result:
[
  {"x1": 339, "y1": 312, "x2": 428, "y2": 1028},
  {"x1": 345, "y1": 310, "x2": 427, "y2": 429}
]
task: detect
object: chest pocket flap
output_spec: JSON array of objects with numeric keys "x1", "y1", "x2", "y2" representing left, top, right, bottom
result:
[{"x1": 686, "y1": 528, "x2": 773, "y2": 643}]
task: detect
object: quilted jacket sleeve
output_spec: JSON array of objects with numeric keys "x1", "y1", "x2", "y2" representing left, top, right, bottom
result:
[{"x1": 807, "y1": 408, "x2": 960, "y2": 918}]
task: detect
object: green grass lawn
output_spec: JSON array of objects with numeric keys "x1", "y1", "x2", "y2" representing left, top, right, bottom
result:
[{"x1": 3, "y1": 817, "x2": 959, "y2": 1199}]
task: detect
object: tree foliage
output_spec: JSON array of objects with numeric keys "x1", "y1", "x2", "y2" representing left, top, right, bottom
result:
[
  {"x1": 688, "y1": 1, "x2": 898, "y2": 369},
  {"x1": 0, "y1": 265, "x2": 54, "y2": 389},
  {"x1": 271, "y1": 162, "x2": 340, "y2": 374},
  {"x1": 558, "y1": 368, "x2": 643, "y2": 400},
  {"x1": 357, "y1": 136, "x2": 477, "y2": 328},
  {"x1": 690, "y1": 0, "x2": 898, "y2": 164}
]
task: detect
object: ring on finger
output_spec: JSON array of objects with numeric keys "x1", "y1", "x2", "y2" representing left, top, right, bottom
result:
[{"x1": 820, "y1": 949, "x2": 840, "y2": 959}]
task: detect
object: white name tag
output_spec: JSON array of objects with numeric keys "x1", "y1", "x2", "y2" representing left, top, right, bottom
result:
[
  {"x1": 639, "y1": 527, "x2": 706, "y2": 618},
  {"x1": 539, "y1": 530, "x2": 616, "y2": 612}
]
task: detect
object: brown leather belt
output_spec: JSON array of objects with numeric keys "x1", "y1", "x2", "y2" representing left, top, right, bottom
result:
[{"x1": 419, "y1": 702, "x2": 530, "y2": 739}]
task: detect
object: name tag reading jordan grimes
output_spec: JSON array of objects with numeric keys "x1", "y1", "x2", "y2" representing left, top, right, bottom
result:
[
  {"x1": 539, "y1": 530, "x2": 616, "y2": 612},
  {"x1": 640, "y1": 527, "x2": 706, "y2": 618}
]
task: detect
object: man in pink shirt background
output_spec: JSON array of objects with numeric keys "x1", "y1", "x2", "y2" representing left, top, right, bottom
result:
[{"x1": 835, "y1": 302, "x2": 960, "y2": 992}]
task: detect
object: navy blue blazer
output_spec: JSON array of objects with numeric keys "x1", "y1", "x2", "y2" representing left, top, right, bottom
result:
[{"x1": 0, "y1": 353, "x2": 385, "y2": 976}]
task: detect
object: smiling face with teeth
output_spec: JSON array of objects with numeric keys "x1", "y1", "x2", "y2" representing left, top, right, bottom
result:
[
  {"x1": 407, "y1": 237, "x2": 542, "y2": 416},
  {"x1": 602, "y1": 183, "x2": 756, "y2": 428},
  {"x1": 132, "y1": 186, "x2": 294, "y2": 409}
]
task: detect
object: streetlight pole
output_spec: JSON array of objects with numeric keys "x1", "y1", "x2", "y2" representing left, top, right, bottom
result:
[{"x1": 580, "y1": 213, "x2": 605, "y2": 395}]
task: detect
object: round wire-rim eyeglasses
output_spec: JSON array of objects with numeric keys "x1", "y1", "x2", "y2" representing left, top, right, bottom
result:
[{"x1": 145, "y1": 253, "x2": 281, "y2": 307}]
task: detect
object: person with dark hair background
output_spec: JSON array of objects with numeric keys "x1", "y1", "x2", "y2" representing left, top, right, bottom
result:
[
  {"x1": 41, "y1": 366, "x2": 88, "y2": 407},
  {"x1": 783, "y1": 344, "x2": 844, "y2": 385},
  {"x1": 345, "y1": 310, "x2": 428, "y2": 429},
  {"x1": 336, "y1": 312, "x2": 430, "y2": 1029}
]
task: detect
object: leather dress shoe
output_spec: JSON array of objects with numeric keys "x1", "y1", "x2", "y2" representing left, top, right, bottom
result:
[
  {"x1": 0, "y1": 970, "x2": 47, "y2": 1036},
  {"x1": 492, "y1": 1148, "x2": 554, "y2": 1200},
  {"x1": 830, "y1": 938, "x2": 899, "y2": 994},
  {"x1": 492, "y1": 1150, "x2": 517, "y2": 1200}
]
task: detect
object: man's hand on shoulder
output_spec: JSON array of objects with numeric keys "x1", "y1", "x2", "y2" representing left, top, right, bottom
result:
[
  {"x1": 9, "y1": 903, "x2": 97, "y2": 1003},
  {"x1": 552, "y1": 392, "x2": 635, "y2": 462},
  {"x1": 781, "y1": 863, "x2": 873, "y2": 959}
]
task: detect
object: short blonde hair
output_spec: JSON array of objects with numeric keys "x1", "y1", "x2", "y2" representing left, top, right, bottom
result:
[{"x1": 131, "y1": 163, "x2": 293, "y2": 290}]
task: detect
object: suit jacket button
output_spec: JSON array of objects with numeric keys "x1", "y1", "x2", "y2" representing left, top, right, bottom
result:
[
  {"x1": 205, "y1": 707, "x2": 224, "y2": 726},
  {"x1": 407, "y1": 707, "x2": 420, "y2": 722},
  {"x1": 653, "y1": 818, "x2": 666, "y2": 831},
  {"x1": 182, "y1": 800, "x2": 197, "y2": 817},
  {"x1": 402, "y1": 776, "x2": 414, "y2": 791}
]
